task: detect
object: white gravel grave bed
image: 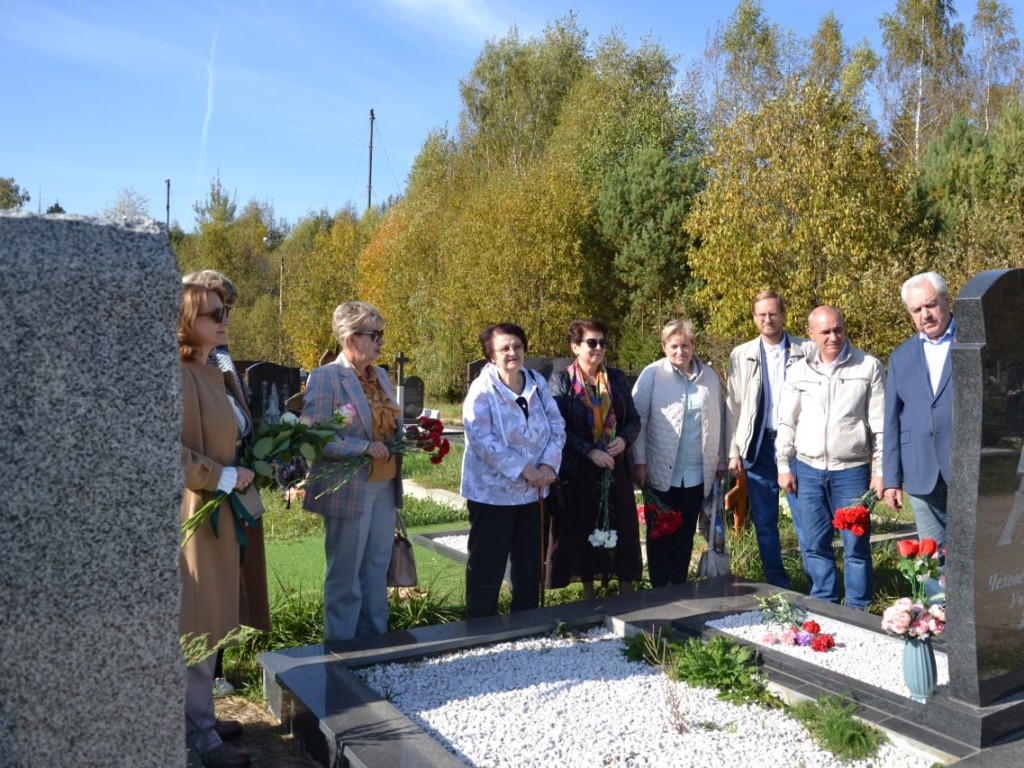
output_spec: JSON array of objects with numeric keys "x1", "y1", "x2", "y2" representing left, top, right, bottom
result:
[
  {"x1": 355, "y1": 627, "x2": 936, "y2": 768},
  {"x1": 432, "y1": 534, "x2": 469, "y2": 554},
  {"x1": 706, "y1": 610, "x2": 949, "y2": 699}
]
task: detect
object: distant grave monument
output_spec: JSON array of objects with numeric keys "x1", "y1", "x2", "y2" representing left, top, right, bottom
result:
[
  {"x1": 466, "y1": 356, "x2": 574, "y2": 391},
  {"x1": 0, "y1": 213, "x2": 183, "y2": 765},
  {"x1": 402, "y1": 375, "x2": 425, "y2": 420},
  {"x1": 247, "y1": 361, "x2": 301, "y2": 428},
  {"x1": 948, "y1": 268, "x2": 1024, "y2": 712}
]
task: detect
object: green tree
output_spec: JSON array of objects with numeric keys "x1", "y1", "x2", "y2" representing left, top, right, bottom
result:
[
  {"x1": 102, "y1": 186, "x2": 150, "y2": 219},
  {"x1": 0, "y1": 177, "x2": 30, "y2": 210},
  {"x1": 968, "y1": 0, "x2": 1022, "y2": 132},
  {"x1": 881, "y1": 0, "x2": 967, "y2": 164},
  {"x1": 687, "y1": 83, "x2": 910, "y2": 359},
  {"x1": 45, "y1": 201, "x2": 65, "y2": 214},
  {"x1": 596, "y1": 142, "x2": 704, "y2": 367},
  {"x1": 458, "y1": 15, "x2": 588, "y2": 176},
  {"x1": 805, "y1": 12, "x2": 880, "y2": 106},
  {"x1": 283, "y1": 207, "x2": 369, "y2": 369},
  {"x1": 684, "y1": 0, "x2": 797, "y2": 141}
]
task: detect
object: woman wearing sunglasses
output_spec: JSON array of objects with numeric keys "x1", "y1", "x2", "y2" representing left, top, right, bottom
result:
[
  {"x1": 302, "y1": 301, "x2": 403, "y2": 646},
  {"x1": 178, "y1": 282, "x2": 257, "y2": 767},
  {"x1": 547, "y1": 319, "x2": 642, "y2": 599},
  {"x1": 631, "y1": 318, "x2": 725, "y2": 587}
]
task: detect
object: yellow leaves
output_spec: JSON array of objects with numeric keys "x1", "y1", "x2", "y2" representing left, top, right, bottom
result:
[{"x1": 688, "y1": 83, "x2": 911, "y2": 356}]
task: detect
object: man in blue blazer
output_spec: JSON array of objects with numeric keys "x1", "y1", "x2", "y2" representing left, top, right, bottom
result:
[{"x1": 883, "y1": 272, "x2": 954, "y2": 550}]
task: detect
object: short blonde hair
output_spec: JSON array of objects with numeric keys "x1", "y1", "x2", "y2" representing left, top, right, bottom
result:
[
  {"x1": 660, "y1": 318, "x2": 695, "y2": 345},
  {"x1": 332, "y1": 301, "x2": 384, "y2": 346},
  {"x1": 182, "y1": 269, "x2": 237, "y2": 306}
]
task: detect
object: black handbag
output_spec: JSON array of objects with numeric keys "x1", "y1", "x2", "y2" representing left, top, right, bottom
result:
[{"x1": 387, "y1": 510, "x2": 418, "y2": 587}]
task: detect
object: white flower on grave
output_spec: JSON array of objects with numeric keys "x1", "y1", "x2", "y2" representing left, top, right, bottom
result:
[{"x1": 281, "y1": 411, "x2": 298, "y2": 425}]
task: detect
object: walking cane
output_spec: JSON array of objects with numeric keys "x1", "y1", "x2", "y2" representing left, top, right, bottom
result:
[{"x1": 539, "y1": 486, "x2": 547, "y2": 608}]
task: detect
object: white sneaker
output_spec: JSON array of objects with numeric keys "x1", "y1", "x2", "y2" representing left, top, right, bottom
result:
[{"x1": 212, "y1": 678, "x2": 235, "y2": 697}]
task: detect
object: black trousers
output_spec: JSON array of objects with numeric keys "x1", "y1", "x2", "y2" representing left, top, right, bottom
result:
[
  {"x1": 645, "y1": 484, "x2": 703, "y2": 587},
  {"x1": 466, "y1": 499, "x2": 541, "y2": 619}
]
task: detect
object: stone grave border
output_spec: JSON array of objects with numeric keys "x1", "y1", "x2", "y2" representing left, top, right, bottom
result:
[{"x1": 259, "y1": 579, "x2": 1011, "y2": 767}]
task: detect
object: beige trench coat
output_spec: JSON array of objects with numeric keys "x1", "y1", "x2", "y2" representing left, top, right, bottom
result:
[{"x1": 179, "y1": 360, "x2": 269, "y2": 647}]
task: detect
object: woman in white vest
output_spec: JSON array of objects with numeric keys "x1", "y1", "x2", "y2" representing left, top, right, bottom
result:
[{"x1": 631, "y1": 318, "x2": 725, "y2": 586}]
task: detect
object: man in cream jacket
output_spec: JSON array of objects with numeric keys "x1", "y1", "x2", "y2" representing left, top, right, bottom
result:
[
  {"x1": 726, "y1": 290, "x2": 813, "y2": 588},
  {"x1": 776, "y1": 306, "x2": 884, "y2": 610}
]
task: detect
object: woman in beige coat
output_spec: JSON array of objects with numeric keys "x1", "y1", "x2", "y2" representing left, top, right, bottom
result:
[{"x1": 178, "y1": 282, "x2": 257, "y2": 768}]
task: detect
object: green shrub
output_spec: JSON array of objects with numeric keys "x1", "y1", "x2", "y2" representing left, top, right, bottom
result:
[
  {"x1": 670, "y1": 636, "x2": 780, "y2": 708},
  {"x1": 621, "y1": 628, "x2": 677, "y2": 666},
  {"x1": 388, "y1": 586, "x2": 462, "y2": 631},
  {"x1": 789, "y1": 694, "x2": 887, "y2": 762}
]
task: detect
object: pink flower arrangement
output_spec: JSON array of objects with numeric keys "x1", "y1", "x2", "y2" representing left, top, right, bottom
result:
[
  {"x1": 763, "y1": 621, "x2": 836, "y2": 652},
  {"x1": 882, "y1": 597, "x2": 945, "y2": 639}
]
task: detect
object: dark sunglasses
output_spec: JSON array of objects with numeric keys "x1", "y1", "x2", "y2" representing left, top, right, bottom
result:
[
  {"x1": 199, "y1": 306, "x2": 231, "y2": 323},
  {"x1": 354, "y1": 330, "x2": 385, "y2": 343},
  {"x1": 583, "y1": 338, "x2": 609, "y2": 349}
]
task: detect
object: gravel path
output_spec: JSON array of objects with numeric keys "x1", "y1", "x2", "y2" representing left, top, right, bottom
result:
[{"x1": 355, "y1": 628, "x2": 938, "y2": 768}]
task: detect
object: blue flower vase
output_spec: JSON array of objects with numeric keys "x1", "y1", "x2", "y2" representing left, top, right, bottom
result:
[{"x1": 903, "y1": 636, "x2": 937, "y2": 703}]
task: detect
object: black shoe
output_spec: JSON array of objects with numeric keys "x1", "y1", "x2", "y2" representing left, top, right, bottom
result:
[
  {"x1": 202, "y1": 742, "x2": 251, "y2": 767},
  {"x1": 214, "y1": 719, "x2": 243, "y2": 741}
]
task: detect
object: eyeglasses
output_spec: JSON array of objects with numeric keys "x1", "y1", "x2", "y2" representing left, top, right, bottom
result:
[
  {"x1": 583, "y1": 338, "x2": 609, "y2": 349},
  {"x1": 354, "y1": 330, "x2": 385, "y2": 343},
  {"x1": 755, "y1": 312, "x2": 780, "y2": 321},
  {"x1": 199, "y1": 306, "x2": 231, "y2": 323}
]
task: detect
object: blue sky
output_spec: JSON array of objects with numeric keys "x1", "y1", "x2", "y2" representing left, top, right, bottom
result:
[{"x1": 2, "y1": 0, "x2": 1006, "y2": 229}]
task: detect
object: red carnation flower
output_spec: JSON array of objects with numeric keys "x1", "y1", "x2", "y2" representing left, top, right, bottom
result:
[
  {"x1": 811, "y1": 633, "x2": 835, "y2": 652},
  {"x1": 802, "y1": 620, "x2": 821, "y2": 635}
]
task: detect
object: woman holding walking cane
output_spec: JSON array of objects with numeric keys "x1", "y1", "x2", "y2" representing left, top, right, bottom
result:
[{"x1": 461, "y1": 323, "x2": 565, "y2": 618}]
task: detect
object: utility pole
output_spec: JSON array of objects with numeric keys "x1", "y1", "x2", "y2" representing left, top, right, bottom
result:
[
  {"x1": 367, "y1": 108, "x2": 374, "y2": 210},
  {"x1": 165, "y1": 179, "x2": 171, "y2": 229}
]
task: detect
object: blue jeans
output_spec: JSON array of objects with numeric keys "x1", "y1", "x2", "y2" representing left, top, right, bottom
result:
[
  {"x1": 745, "y1": 436, "x2": 797, "y2": 588},
  {"x1": 908, "y1": 477, "x2": 947, "y2": 552},
  {"x1": 792, "y1": 462, "x2": 873, "y2": 609}
]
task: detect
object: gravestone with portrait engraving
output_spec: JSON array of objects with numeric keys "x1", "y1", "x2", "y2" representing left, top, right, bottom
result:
[
  {"x1": 247, "y1": 362, "x2": 301, "y2": 429},
  {"x1": 402, "y1": 375, "x2": 425, "y2": 420},
  {"x1": 948, "y1": 268, "x2": 1024, "y2": 716}
]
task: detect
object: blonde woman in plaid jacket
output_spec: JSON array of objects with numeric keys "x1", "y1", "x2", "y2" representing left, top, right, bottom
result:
[{"x1": 303, "y1": 302, "x2": 403, "y2": 645}]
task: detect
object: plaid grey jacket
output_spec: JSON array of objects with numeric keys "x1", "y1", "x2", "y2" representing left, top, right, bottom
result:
[{"x1": 301, "y1": 353, "x2": 403, "y2": 518}]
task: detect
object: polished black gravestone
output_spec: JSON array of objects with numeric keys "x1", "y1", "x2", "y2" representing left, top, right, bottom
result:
[
  {"x1": 247, "y1": 361, "x2": 301, "y2": 428},
  {"x1": 948, "y1": 269, "x2": 1024, "y2": 718},
  {"x1": 402, "y1": 375, "x2": 424, "y2": 420}
]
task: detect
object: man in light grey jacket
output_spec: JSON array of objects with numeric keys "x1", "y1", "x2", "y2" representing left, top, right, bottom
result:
[
  {"x1": 776, "y1": 306, "x2": 884, "y2": 609},
  {"x1": 726, "y1": 290, "x2": 812, "y2": 588}
]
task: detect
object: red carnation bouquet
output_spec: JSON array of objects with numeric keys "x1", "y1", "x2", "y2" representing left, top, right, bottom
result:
[
  {"x1": 640, "y1": 486, "x2": 684, "y2": 540},
  {"x1": 832, "y1": 489, "x2": 878, "y2": 537}
]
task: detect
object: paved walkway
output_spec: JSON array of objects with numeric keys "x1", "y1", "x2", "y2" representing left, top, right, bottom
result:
[{"x1": 404, "y1": 479, "x2": 465, "y2": 510}]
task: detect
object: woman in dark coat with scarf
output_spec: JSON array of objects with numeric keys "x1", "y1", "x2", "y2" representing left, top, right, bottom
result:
[{"x1": 547, "y1": 319, "x2": 642, "y2": 599}]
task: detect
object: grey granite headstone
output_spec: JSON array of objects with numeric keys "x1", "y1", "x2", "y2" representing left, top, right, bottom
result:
[
  {"x1": 402, "y1": 375, "x2": 425, "y2": 420},
  {"x1": 0, "y1": 213, "x2": 184, "y2": 765},
  {"x1": 948, "y1": 268, "x2": 1024, "y2": 707}
]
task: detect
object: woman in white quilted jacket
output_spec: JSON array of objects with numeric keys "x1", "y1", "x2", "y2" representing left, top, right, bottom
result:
[{"x1": 631, "y1": 318, "x2": 725, "y2": 586}]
